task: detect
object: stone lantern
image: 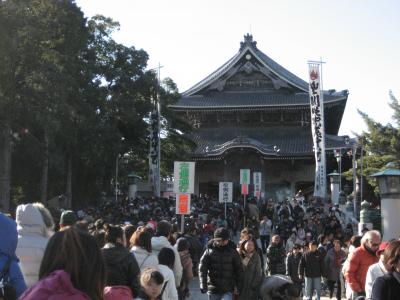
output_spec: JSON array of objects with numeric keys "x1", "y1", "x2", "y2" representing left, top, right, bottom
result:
[
  {"x1": 359, "y1": 200, "x2": 372, "y2": 234},
  {"x1": 127, "y1": 172, "x2": 141, "y2": 201},
  {"x1": 328, "y1": 171, "x2": 340, "y2": 205},
  {"x1": 371, "y1": 163, "x2": 400, "y2": 241}
]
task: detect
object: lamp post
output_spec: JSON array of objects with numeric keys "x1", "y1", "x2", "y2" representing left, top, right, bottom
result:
[
  {"x1": 371, "y1": 163, "x2": 400, "y2": 241},
  {"x1": 333, "y1": 149, "x2": 342, "y2": 192},
  {"x1": 328, "y1": 170, "x2": 340, "y2": 205}
]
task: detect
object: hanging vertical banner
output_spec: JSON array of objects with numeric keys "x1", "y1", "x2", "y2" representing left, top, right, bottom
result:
[
  {"x1": 149, "y1": 109, "x2": 160, "y2": 197},
  {"x1": 173, "y1": 162, "x2": 195, "y2": 194},
  {"x1": 240, "y1": 169, "x2": 250, "y2": 184},
  {"x1": 219, "y1": 182, "x2": 233, "y2": 203},
  {"x1": 308, "y1": 62, "x2": 327, "y2": 199},
  {"x1": 176, "y1": 193, "x2": 191, "y2": 215},
  {"x1": 241, "y1": 184, "x2": 248, "y2": 195},
  {"x1": 253, "y1": 172, "x2": 262, "y2": 199}
]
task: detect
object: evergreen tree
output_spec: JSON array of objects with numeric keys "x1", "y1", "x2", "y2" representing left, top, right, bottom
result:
[{"x1": 353, "y1": 91, "x2": 400, "y2": 193}]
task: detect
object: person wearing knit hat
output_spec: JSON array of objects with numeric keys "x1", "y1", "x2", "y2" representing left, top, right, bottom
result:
[
  {"x1": 199, "y1": 227, "x2": 243, "y2": 298},
  {"x1": 213, "y1": 227, "x2": 230, "y2": 241},
  {"x1": 59, "y1": 210, "x2": 77, "y2": 230},
  {"x1": 365, "y1": 241, "x2": 390, "y2": 299}
]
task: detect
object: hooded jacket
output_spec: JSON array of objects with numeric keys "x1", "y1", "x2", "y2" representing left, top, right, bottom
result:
[
  {"x1": 199, "y1": 240, "x2": 243, "y2": 294},
  {"x1": 0, "y1": 212, "x2": 27, "y2": 297},
  {"x1": 151, "y1": 236, "x2": 183, "y2": 287},
  {"x1": 15, "y1": 203, "x2": 52, "y2": 287},
  {"x1": 131, "y1": 246, "x2": 159, "y2": 271},
  {"x1": 102, "y1": 243, "x2": 140, "y2": 295},
  {"x1": 19, "y1": 270, "x2": 90, "y2": 300}
]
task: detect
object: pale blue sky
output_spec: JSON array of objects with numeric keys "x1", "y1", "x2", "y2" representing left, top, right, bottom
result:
[{"x1": 75, "y1": 0, "x2": 400, "y2": 136}]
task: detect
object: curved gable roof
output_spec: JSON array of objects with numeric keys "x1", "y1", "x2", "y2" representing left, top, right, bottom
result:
[{"x1": 183, "y1": 34, "x2": 309, "y2": 96}]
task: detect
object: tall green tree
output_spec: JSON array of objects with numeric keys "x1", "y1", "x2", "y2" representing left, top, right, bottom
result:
[{"x1": 353, "y1": 91, "x2": 400, "y2": 194}]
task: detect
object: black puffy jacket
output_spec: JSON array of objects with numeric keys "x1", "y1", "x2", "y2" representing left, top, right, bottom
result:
[
  {"x1": 199, "y1": 240, "x2": 243, "y2": 294},
  {"x1": 101, "y1": 243, "x2": 141, "y2": 296}
]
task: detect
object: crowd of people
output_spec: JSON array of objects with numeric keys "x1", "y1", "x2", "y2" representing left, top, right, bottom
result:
[{"x1": 1, "y1": 195, "x2": 400, "y2": 300}]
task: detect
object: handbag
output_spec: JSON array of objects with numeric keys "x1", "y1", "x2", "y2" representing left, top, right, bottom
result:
[{"x1": 0, "y1": 257, "x2": 17, "y2": 300}]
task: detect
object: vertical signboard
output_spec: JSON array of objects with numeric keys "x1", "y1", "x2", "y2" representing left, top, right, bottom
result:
[
  {"x1": 308, "y1": 63, "x2": 327, "y2": 199},
  {"x1": 240, "y1": 169, "x2": 250, "y2": 184},
  {"x1": 176, "y1": 193, "x2": 191, "y2": 215},
  {"x1": 253, "y1": 172, "x2": 262, "y2": 199},
  {"x1": 240, "y1": 169, "x2": 250, "y2": 195},
  {"x1": 174, "y1": 161, "x2": 195, "y2": 215},
  {"x1": 219, "y1": 182, "x2": 233, "y2": 203}
]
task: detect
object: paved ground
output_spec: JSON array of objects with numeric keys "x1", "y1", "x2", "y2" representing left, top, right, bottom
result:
[{"x1": 188, "y1": 277, "x2": 334, "y2": 300}]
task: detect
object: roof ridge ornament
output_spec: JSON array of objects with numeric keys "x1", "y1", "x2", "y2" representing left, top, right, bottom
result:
[{"x1": 240, "y1": 33, "x2": 257, "y2": 51}]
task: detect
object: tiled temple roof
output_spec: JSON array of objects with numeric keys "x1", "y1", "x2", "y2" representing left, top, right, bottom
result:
[
  {"x1": 172, "y1": 90, "x2": 347, "y2": 110},
  {"x1": 191, "y1": 126, "x2": 352, "y2": 158}
]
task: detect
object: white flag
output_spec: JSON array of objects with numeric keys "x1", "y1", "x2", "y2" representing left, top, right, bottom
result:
[{"x1": 308, "y1": 63, "x2": 327, "y2": 199}]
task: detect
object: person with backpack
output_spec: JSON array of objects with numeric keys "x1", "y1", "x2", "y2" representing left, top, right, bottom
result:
[
  {"x1": 101, "y1": 224, "x2": 141, "y2": 298},
  {"x1": 0, "y1": 212, "x2": 27, "y2": 299}
]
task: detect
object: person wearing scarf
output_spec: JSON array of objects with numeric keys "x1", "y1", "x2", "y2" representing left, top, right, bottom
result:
[
  {"x1": 237, "y1": 236, "x2": 263, "y2": 300},
  {"x1": 324, "y1": 239, "x2": 346, "y2": 299}
]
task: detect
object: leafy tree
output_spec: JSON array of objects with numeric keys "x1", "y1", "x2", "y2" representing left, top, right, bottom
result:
[{"x1": 346, "y1": 91, "x2": 400, "y2": 194}]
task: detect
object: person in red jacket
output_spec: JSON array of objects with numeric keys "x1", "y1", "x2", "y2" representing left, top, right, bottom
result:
[{"x1": 344, "y1": 230, "x2": 381, "y2": 298}]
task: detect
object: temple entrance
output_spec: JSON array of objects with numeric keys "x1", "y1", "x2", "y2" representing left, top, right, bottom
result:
[{"x1": 199, "y1": 182, "x2": 219, "y2": 199}]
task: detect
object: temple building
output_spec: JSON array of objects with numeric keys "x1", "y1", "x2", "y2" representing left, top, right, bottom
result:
[{"x1": 170, "y1": 34, "x2": 350, "y2": 201}]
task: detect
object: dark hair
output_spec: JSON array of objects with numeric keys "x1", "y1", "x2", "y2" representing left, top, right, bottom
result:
[
  {"x1": 309, "y1": 240, "x2": 318, "y2": 246},
  {"x1": 383, "y1": 240, "x2": 400, "y2": 272},
  {"x1": 131, "y1": 226, "x2": 153, "y2": 252},
  {"x1": 239, "y1": 235, "x2": 259, "y2": 257},
  {"x1": 176, "y1": 237, "x2": 189, "y2": 252},
  {"x1": 158, "y1": 247, "x2": 175, "y2": 269},
  {"x1": 350, "y1": 235, "x2": 362, "y2": 248},
  {"x1": 317, "y1": 234, "x2": 325, "y2": 245},
  {"x1": 39, "y1": 227, "x2": 106, "y2": 300},
  {"x1": 104, "y1": 224, "x2": 123, "y2": 244},
  {"x1": 156, "y1": 220, "x2": 172, "y2": 237},
  {"x1": 124, "y1": 225, "x2": 136, "y2": 246}
]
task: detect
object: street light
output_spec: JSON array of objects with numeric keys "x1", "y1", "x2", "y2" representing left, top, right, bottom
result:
[
  {"x1": 371, "y1": 162, "x2": 400, "y2": 240},
  {"x1": 333, "y1": 149, "x2": 342, "y2": 192}
]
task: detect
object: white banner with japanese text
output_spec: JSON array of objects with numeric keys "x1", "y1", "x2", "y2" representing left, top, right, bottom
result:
[
  {"x1": 253, "y1": 172, "x2": 262, "y2": 199},
  {"x1": 219, "y1": 182, "x2": 233, "y2": 203},
  {"x1": 308, "y1": 63, "x2": 327, "y2": 199}
]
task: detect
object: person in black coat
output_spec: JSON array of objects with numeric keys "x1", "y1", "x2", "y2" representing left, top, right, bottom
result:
[
  {"x1": 286, "y1": 244, "x2": 303, "y2": 294},
  {"x1": 101, "y1": 224, "x2": 141, "y2": 296},
  {"x1": 371, "y1": 240, "x2": 400, "y2": 300},
  {"x1": 199, "y1": 228, "x2": 243, "y2": 298}
]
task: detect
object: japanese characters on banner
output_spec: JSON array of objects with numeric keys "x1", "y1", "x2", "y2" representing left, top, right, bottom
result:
[
  {"x1": 240, "y1": 169, "x2": 250, "y2": 195},
  {"x1": 176, "y1": 193, "x2": 191, "y2": 215},
  {"x1": 308, "y1": 63, "x2": 327, "y2": 199},
  {"x1": 219, "y1": 182, "x2": 233, "y2": 203},
  {"x1": 149, "y1": 110, "x2": 160, "y2": 197},
  {"x1": 253, "y1": 172, "x2": 262, "y2": 199},
  {"x1": 174, "y1": 161, "x2": 195, "y2": 215}
]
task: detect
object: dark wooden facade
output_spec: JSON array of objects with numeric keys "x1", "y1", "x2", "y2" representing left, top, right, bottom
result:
[{"x1": 170, "y1": 34, "x2": 350, "y2": 201}]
